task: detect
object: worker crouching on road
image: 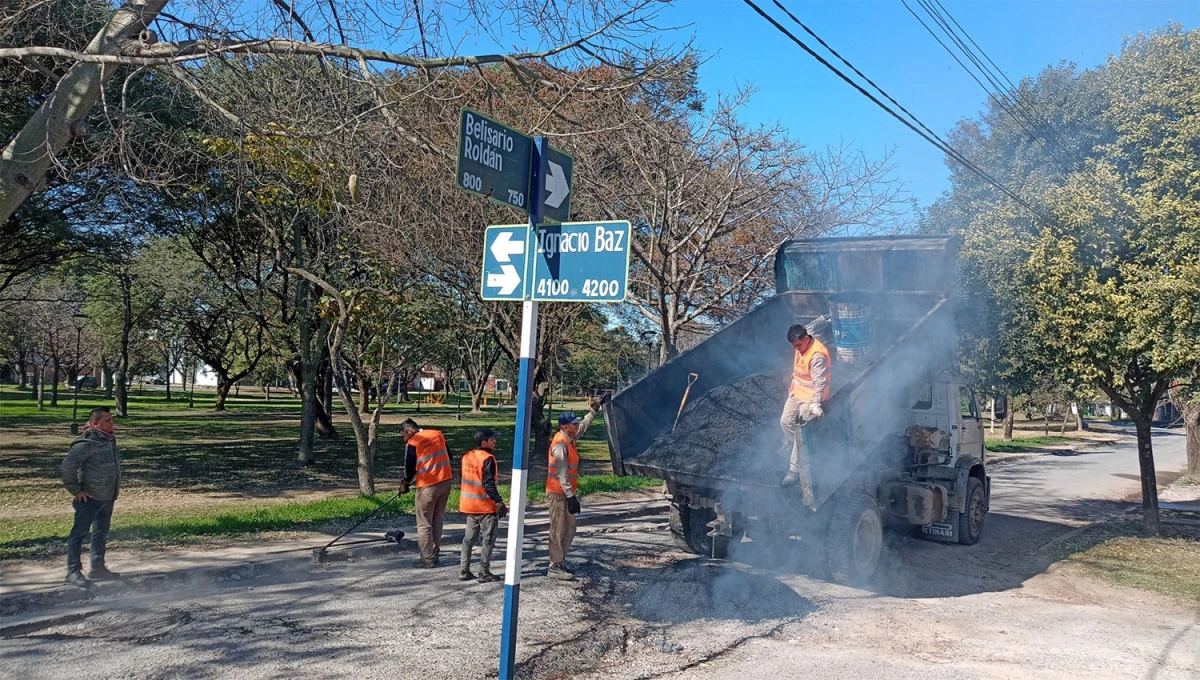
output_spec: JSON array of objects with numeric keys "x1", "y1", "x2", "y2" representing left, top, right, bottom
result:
[
  {"x1": 546, "y1": 397, "x2": 604, "y2": 581},
  {"x1": 399, "y1": 418, "x2": 453, "y2": 568},
  {"x1": 459, "y1": 428, "x2": 508, "y2": 583},
  {"x1": 780, "y1": 324, "x2": 830, "y2": 505}
]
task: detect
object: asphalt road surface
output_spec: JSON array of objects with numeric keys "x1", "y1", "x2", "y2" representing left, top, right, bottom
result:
[{"x1": 1, "y1": 427, "x2": 1195, "y2": 679}]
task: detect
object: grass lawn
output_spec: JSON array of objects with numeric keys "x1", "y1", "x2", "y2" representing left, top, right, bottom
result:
[
  {"x1": 1056, "y1": 521, "x2": 1200, "y2": 604},
  {"x1": 0, "y1": 385, "x2": 656, "y2": 560},
  {"x1": 985, "y1": 435, "x2": 1077, "y2": 453}
]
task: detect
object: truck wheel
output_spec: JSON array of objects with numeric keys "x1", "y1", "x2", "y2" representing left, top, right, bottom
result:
[
  {"x1": 957, "y1": 477, "x2": 986, "y2": 546},
  {"x1": 669, "y1": 503, "x2": 724, "y2": 557},
  {"x1": 826, "y1": 493, "x2": 882, "y2": 586}
]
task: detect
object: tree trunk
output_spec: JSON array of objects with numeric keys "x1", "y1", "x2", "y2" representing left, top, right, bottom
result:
[
  {"x1": 50, "y1": 356, "x2": 59, "y2": 407},
  {"x1": 37, "y1": 363, "x2": 45, "y2": 410},
  {"x1": 0, "y1": 1, "x2": 168, "y2": 223},
  {"x1": 358, "y1": 373, "x2": 370, "y2": 414},
  {"x1": 470, "y1": 388, "x2": 484, "y2": 414},
  {"x1": 1060, "y1": 408, "x2": 1070, "y2": 434},
  {"x1": 1183, "y1": 403, "x2": 1200, "y2": 478},
  {"x1": 1043, "y1": 408, "x2": 1049, "y2": 436},
  {"x1": 315, "y1": 329, "x2": 338, "y2": 440},
  {"x1": 1003, "y1": 394, "x2": 1014, "y2": 441},
  {"x1": 18, "y1": 353, "x2": 27, "y2": 389},
  {"x1": 296, "y1": 277, "x2": 317, "y2": 464},
  {"x1": 214, "y1": 374, "x2": 235, "y2": 411},
  {"x1": 1132, "y1": 416, "x2": 1161, "y2": 536},
  {"x1": 102, "y1": 359, "x2": 113, "y2": 399},
  {"x1": 115, "y1": 283, "x2": 132, "y2": 417},
  {"x1": 1074, "y1": 401, "x2": 1088, "y2": 431},
  {"x1": 28, "y1": 359, "x2": 37, "y2": 399},
  {"x1": 265, "y1": 384, "x2": 271, "y2": 402},
  {"x1": 164, "y1": 369, "x2": 172, "y2": 400}
]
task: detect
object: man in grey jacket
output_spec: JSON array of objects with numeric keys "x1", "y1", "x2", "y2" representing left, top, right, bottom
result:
[{"x1": 61, "y1": 407, "x2": 122, "y2": 587}]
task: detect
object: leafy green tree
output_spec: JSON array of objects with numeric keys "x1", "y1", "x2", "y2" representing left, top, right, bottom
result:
[{"x1": 939, "y1": 25, "x2": 1200, "y2": 534}]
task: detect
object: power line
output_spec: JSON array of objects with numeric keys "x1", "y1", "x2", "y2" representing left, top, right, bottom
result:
[
  {"x1": 906, "y1": 0, "x2": 1071, "y2": 164},
  {"x1": 742, "y1": 0, "x2": 1048, "y2": 220}
]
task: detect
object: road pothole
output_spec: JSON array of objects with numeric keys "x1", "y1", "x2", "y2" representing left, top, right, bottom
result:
[{"x1": 9, "y1": 608, "x2": 193, "y2": 644}]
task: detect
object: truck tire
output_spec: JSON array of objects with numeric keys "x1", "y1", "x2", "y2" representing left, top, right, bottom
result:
[
  {"x1": 957, "y1": 477, "x2": 986, "y2": 545},
  {"x1": 826, "y1": 493, "x2": 883, "y2": 586},
  {"x1": 668, "y1": 503, "x2": 726, "y2": 558}
]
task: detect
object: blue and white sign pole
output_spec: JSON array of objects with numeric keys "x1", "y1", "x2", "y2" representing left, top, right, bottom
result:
[{"x1": 497, "y1": 136, "x2": 548, "y2": 680}]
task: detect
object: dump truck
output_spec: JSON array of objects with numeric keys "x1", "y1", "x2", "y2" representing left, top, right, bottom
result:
[{"x1": 603, "y1": 235, "x2": 990, "y2": 585}]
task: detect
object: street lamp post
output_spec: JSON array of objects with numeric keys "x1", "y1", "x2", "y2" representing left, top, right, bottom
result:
[
  {"x1": 69, "y1": 313, "x2": 89, "y2": 435},
  {"x1": 639, "y1": 330, "x2": 656, "y2": 377}
]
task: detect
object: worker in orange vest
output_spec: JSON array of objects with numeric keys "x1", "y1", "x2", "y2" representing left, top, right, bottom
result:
[
  {"x1": 780, "y1": 324, "x2": 830, "y2": 503},
  {"x1": 459, "y1": 428, "x2": 507, "y2": 583},
  {"x1": 545, "y1": 397, "x2": 604, "y2": 581},
  {"x1": 398, "y1": 418, "x2": 453, "y2": 568}
]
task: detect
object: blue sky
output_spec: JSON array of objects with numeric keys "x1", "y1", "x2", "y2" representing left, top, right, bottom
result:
[{"x1": 658, "y1": 0, "x2": 1198, "y2": 209}]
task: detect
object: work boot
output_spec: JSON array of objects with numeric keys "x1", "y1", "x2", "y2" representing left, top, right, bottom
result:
[
  {"x1": 547, "y1": 564, "x2": 575, "y2": 581},
  {"x1": 411, "y1": 558, "x2": 438, "y2": 569},
  {"x1": 89, "y1": 565, "x2": 121, "y2": 581},
  {"x1": 477, "y1": 570, "x2": 501, "y2": 583},
  {"x1": 65, "y1": 571, "x2": 90, "y2": 589},
  {"x1": 459, "y1": 569, "x2": 476, "y2": 581},
  {"x1": 560, "y1": 562, "x2": 576, "y2": 574}
]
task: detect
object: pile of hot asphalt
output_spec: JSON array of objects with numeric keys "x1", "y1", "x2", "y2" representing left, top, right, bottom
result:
[{"x1": 631, "y1": 373, "x2": 792, "y2": 486}]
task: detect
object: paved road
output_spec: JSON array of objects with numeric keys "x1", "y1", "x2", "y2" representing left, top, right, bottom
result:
[
  {"x1": 1, "y1": 427, "x2": 1195, "y2": 679},
  {"x1": 989, "y1": 425, "x2": 1188, "y2": 523}
]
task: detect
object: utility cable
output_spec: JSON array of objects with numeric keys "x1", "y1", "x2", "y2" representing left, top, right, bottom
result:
[
  {"x1": 908, "y1": 0, "x2": 1071, "y2": 163},
  {"x1": 743, "y1": 0, "x2": 1048, "y2": 220}
]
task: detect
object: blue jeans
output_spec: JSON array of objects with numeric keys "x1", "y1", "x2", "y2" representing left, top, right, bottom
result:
[{"x1": 66, "y1": 498, "x2": 114, "y2": 574}]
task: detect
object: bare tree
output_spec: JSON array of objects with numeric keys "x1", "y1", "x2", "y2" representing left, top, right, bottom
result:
[
  {"x1": 0, "y1": 0, "x2": 679, "y2": 223},
  {"x1": 582, "y1": 87, "x2": 910, "y2": 359}
]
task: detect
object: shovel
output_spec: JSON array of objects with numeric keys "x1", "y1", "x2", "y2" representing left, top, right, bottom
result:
[{"x1": 672, "y1": 373, "x2": 700, "y2": 432}]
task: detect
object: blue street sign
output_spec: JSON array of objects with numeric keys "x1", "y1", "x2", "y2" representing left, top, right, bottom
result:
[
  {"x1": 480, "y1": 225, "x2": 529, "y2": 301},
  {"x1": 532, "y1": 220, "x2": 630, "y2": 301},
  {"x1": 479, "y1": 221, "x2": 631, "y2": 302}
]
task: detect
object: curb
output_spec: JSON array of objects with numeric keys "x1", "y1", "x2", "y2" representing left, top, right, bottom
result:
[{"x1": 0, "y1": 501, "x2": 668, "y2": 620}]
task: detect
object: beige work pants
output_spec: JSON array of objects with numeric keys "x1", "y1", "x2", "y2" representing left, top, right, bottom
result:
[
  {"x1": 780, "y1": 397, "x2": 818, "y2": 473},
  {"x1": 414, "y1": 479, "x2": 452, "y2": 562},
  {"x1": 547, "y1": 492, "x2": 577, "y2": 567}
]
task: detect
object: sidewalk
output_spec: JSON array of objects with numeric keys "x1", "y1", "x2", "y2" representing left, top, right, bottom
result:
[{"x1": 0, "y1": 494, "x2": 667, "y2": 618}]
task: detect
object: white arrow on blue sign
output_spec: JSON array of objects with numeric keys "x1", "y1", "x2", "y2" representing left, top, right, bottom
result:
[
  {"x1": 481, "y1": 226, "x2": 528, "y2": 300},
  {"x1": 480, "y1": 221, "x2": 630, "y2": 302}
]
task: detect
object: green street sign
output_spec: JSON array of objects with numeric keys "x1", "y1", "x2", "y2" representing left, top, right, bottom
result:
[{"x1": 457, "y1": 108, "x2": 534, "y2": 212}]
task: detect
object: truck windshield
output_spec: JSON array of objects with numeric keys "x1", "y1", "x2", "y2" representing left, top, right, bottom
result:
[{"x1": 912, "y1": 384, "x2": 933, "y2": 410}]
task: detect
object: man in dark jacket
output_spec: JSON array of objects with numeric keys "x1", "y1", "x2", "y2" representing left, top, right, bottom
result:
[{"x1": 61, "y1": 407, "x2": 122, "y2": 587}]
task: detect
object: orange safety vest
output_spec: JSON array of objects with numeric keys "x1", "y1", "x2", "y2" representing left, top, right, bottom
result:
[
  {"x1": 410, "y1": 429, "x2": 452, "y2": 488},
  {"x1": 790, "y1": 338, "x2": 831, "y2": 402},
  {"x1": 545, "y1": 430, "x2": 579, "y2": 495},
  {"x1": 459, "y1": 449, "x2": 498, "y2": 514}
]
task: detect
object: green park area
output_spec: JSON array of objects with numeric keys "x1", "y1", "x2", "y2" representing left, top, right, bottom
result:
[{"x1": 0, "y1": 386, "x2": 656, "y2": 561}]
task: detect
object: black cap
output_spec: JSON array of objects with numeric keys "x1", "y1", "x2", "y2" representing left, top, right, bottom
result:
[{"x1": 474, "y1": 428, "x2": 497, "y2": 445}]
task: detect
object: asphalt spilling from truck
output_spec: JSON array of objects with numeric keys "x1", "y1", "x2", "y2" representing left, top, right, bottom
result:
[{"x1": 631, "y1": 373, "x2": 794, "y2": 486}]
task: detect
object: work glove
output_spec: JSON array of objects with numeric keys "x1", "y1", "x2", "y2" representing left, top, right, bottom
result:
[
  {"x1": 566, "y1": 496, "x2": 581, "y2": 515},
  {"x1": 398, "y1": 479, "x2": 411, "y2": 495},
  {"x1": 809, "y1": 403, "x2": 824, "y2": 420},
  {"x1": 496, "y1": 501, "x2": 509, "y2": 519},
  {"x1": 600, "y1": 393, "x2": 612, "y2": 407},
  {"x1": 589, "y1": 397, "x2": 602, "y2": 412}
]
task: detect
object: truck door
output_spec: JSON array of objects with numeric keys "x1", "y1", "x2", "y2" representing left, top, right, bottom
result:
[{"x1": 956, "y1": 385, "x2": 985, "y2": 459}]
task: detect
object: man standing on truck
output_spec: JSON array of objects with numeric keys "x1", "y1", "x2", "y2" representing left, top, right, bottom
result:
[
  {"x1": 546, "y1": 397, "x2": 604, "y2": 581},
  {"x1": 780, "y1": 324, "x2": 830, "y2": 503}
]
